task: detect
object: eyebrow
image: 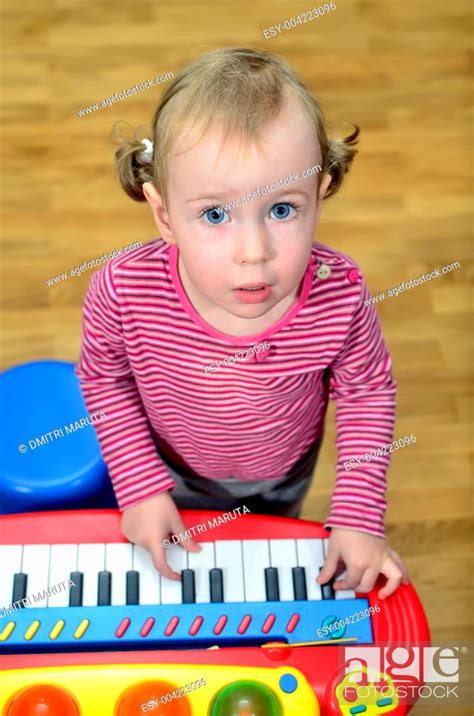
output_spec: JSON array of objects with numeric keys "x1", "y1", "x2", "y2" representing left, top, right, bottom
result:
[
  {"x1": 187, "y1": 194, "x2": 232, "y2": 204},
  {"x1": 187, "y1": 189, "x2": 311, "y2": 204}
]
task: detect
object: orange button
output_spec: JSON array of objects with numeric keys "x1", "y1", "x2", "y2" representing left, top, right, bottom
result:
[
  {"x1": 116, "y1": 681, "x2": 191, "y2": 716},
  {"x1": 5, "y1": 684, "x2": 80, "y2": 716}
]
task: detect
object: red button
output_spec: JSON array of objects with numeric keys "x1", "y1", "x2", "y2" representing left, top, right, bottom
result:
[
  {"x1": 140, "y1": 617, "x2": 155, "y2": 637},
  {"x1": 262, "y1": 614, "x2": 276, "y2": 634},
  {"x1": 262, "y1": 642, "x2": 292, "y2": 661},
  {"x1": 189, "y1": 616, "x2": 204, "y2": 636},
  {"x1": 237, "y1": 614, "x2": 252, "y2": 634},
  {"x1": 347, "y1": 268, "x2": 361, "y2": 284},
  {"x1": 115, "y1": 618, "x2": 131, "y2": 638},
  {"x1": 285, "y1": 613, "x2": 300, "y2": 633},
  {"x1": 213, "y1": 615, "x2": 228, "y2": 635},
  {"x1": 164, "y1": 616, "x2": 179, "y2": 636}
]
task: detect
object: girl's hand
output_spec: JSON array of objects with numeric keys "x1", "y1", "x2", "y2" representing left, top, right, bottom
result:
[
  {"x1": 121, "y1": 491, "x2": 201, "y2": 581},
  {"x1": 317, "y1": 527, "x2": 410, "y2": 599}
]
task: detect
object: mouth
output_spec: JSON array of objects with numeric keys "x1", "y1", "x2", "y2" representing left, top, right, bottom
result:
[{"x1": 233, "y1": 283, "x2": 272, "y2": 304}]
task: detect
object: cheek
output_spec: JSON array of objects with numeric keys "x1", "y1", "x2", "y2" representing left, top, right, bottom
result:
[
  {"x1": 277, "y1": 246, "x2": 311, "y2": 284},
  {"x1": 281, "y1": 261, "x2": 304, "y2": 282},
  {"x1": 278, "y1": 238, "x2": 309, "y2": 264},
  {"x1": 184, "y1": 250, "x2": 228, "y2": 288}
]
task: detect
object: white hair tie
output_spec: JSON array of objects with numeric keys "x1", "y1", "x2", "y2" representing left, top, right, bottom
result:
[{"x1": 140, "y1": 138, "x2": 154, "y2": 162}]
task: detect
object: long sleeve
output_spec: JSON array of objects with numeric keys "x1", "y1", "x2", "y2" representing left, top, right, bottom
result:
[
  {"x1": 75, "y1": 262, "x2": 176, "y2": 510},
  {"x1": 324, "y1": 276, "x2": 397, "y2": 538}
]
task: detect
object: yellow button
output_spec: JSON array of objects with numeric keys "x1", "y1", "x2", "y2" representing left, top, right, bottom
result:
[
  {"x1": 316, "y1": 263, "x2": 331, "y2": 279},
  {"x1": 74, "y1": 619, "x2": 90, "y2": 639},
  {"x1": 49, "y1": 619, "x2": 65, "y2": 640},
  {"x1": 0, "y1": 621, "x2": 16, "y2": 641},
  {"x1": 24, "y1": 620, "x2": 41, "y2": 641}
]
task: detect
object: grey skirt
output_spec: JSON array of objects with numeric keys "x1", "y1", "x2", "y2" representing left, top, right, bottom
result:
[{"x1": 159, "y1": 436, "x2": 323, "y2": 518}]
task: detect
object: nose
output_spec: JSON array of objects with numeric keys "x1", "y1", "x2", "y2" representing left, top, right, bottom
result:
[{"x1": 234, "y1": 221, "x2": 271, "y2": 265}]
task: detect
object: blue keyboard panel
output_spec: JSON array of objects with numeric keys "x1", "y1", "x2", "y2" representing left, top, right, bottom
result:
[{"x1": 0, "y1": 599, "x2": 373, "y2": 652}]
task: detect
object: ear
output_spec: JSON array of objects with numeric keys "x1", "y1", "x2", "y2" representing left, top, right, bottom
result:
[
  {"x1": 315, "y1": 172, "x2": 332, "y2": 221},
  {"x1": 142, "y1": 181, "x2": 176, "y2": 245}
]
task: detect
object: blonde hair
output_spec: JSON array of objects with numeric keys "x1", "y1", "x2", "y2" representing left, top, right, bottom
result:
[{"x1": 114, "y1": 47, "x2": 359, "y2": 208}]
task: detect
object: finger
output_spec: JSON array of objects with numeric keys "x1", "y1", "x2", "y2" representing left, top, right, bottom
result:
[
  {"x1": 170, "y1": 520, "x2": 201, "y2": 553},
  {"x1": 317, "y1": 552, "x2": 340, "y2": 584},
  {"x1": 378, "y1": 561, "x2": 403, "y2": 599},
  {"x1": 333, "y1": 567, "x2": 365, "y2": 591},
  {"x1": 353, "y1": 567, "x2": 380, "y2": 594},
  {"x1": 149, "y1": 544, "x2": 181, "y2": 581},
  {"x1": 390, "y1": 552, "x2": 410, "y2": 584},
  {"x1": 180, "y1": 537, "x2": 201, "y2": 553}
]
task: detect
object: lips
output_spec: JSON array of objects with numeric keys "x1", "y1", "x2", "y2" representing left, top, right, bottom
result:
[
  {"x1": 233, "y1": 283, "x2": 272, "y2": 304},
  {"x1": 236, "y1": 283, "x2": 268, "y2": 290}
]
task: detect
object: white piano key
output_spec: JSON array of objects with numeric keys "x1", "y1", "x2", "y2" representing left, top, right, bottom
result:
[
  {"x1": 77, "y1": 543, "x2": 105, "y2": 606},
  {"x1": 296, "y1": 538, "x2": 325, "y2": 600},
  {"x1": 48, "y1": 545, "x2": 78, "y2": 606},
  {"x1": 269, "y1": 539, "x2": 298, "y2": 601},
  {"x1": 243, "y1": 540, "x2": 270, "y2": 602},
  {"x1": 187, "y1": 542, "x2": 215, "y2": 603},
  {"x1": 334, "y1": 569, "x2": 356, "y2": 599},
  {"x1": 320, "y1": 540, "x2": 355, "y2": 598},
  {"x1": 215, "y1": 540, "x2": 245, "y2": 603},
  {"x1": 0, "y1": 545, "x2": 22, "y2": 608},
  {"x1": 161, "y1": 545, "x2": 187, "y2": 604},
  {"x1": 133, "y1": 544, "x2": 161, "y2": 605},
  {"x1": 105, "y1": 543, "x2": 133, "y2": 606},
  {"x1": 21, "y1": 545, "x2": 51, "y2": 607}
]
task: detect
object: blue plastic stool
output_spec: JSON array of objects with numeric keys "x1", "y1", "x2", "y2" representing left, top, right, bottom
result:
[{"x1": 0, "y1": 360, "x2": 117, "y2": 514}]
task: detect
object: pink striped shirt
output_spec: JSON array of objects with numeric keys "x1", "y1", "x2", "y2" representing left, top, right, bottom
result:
[{"x1": 76, "y1": 238, "x2": 396, "y2": 538}]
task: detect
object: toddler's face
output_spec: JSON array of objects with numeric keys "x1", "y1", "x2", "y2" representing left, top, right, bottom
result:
[{"x1": 145, "y1": 98, "x2": 331, "y2": 325}]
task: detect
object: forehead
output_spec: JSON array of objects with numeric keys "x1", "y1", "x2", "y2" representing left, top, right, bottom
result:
[{"x1": 169, "y1": 98, "x2": 320, "y2": 177}]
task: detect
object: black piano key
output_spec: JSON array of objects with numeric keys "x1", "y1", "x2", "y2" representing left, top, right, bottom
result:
[
  {"x1": 319, "y1": 567, "x2": 335, "y2": 600},
  {"x1": 12, "y1": 573, "x2": 27, "y2": 604},
  {"x1": 265, "y1": 567, "x2": 280, "y2": 601},
  {"x1": 182, "y1": 569, "x2": 196, "y2": 604},
  {"x1": 210, "y1": 568, "x2": 224, "y2": 603},
  {"x1": 292, "y1": 566, "x2": 308, "y2": 601},
  {"x1": 97, "y1": 570, "x2": 112, "y2": 606},
  {"x1": 69, "y1": 572, "x2": 83, "y2": 607},
  {"x1": 126, "y1": 570, "x2": 140, "y2": 605}
]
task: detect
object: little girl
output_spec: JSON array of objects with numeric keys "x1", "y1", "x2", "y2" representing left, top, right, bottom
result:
[{"x1": 76, "y1": 47, "x2": 409, "y2": 599}]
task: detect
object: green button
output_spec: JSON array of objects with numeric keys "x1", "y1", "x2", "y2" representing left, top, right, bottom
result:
[{"x1": 209, "y1": 680, "x2": 282, "y2": 716}]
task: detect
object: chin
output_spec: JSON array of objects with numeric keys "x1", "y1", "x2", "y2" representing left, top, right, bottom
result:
[{"x1": 231, "y1": 304, "x2": 273, "y2": 318}]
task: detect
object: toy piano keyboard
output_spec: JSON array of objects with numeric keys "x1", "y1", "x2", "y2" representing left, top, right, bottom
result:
[{"x1": 0, "y1": 510, "x2": 430, "y2": 715}]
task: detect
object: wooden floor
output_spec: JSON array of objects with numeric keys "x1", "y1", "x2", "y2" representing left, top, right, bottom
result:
[{"x1": 1, "y1": 0, "x2": 472, "y2": 712}]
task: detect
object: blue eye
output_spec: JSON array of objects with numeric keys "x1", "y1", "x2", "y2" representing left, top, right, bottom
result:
[
  {"x1": 270, "y1": 203, "x2": 296, "y2": 220},
  {"x1": 202, "y1": 207, "x2": 229, "y2": 225}
]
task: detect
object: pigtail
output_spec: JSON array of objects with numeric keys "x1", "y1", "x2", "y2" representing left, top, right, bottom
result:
[
  {"x1": 324, "y1": 125, "x2": 360, "y2": 199},
  {"x1": 111, "y1": 121, "x2": 155, "y2": 202}
]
